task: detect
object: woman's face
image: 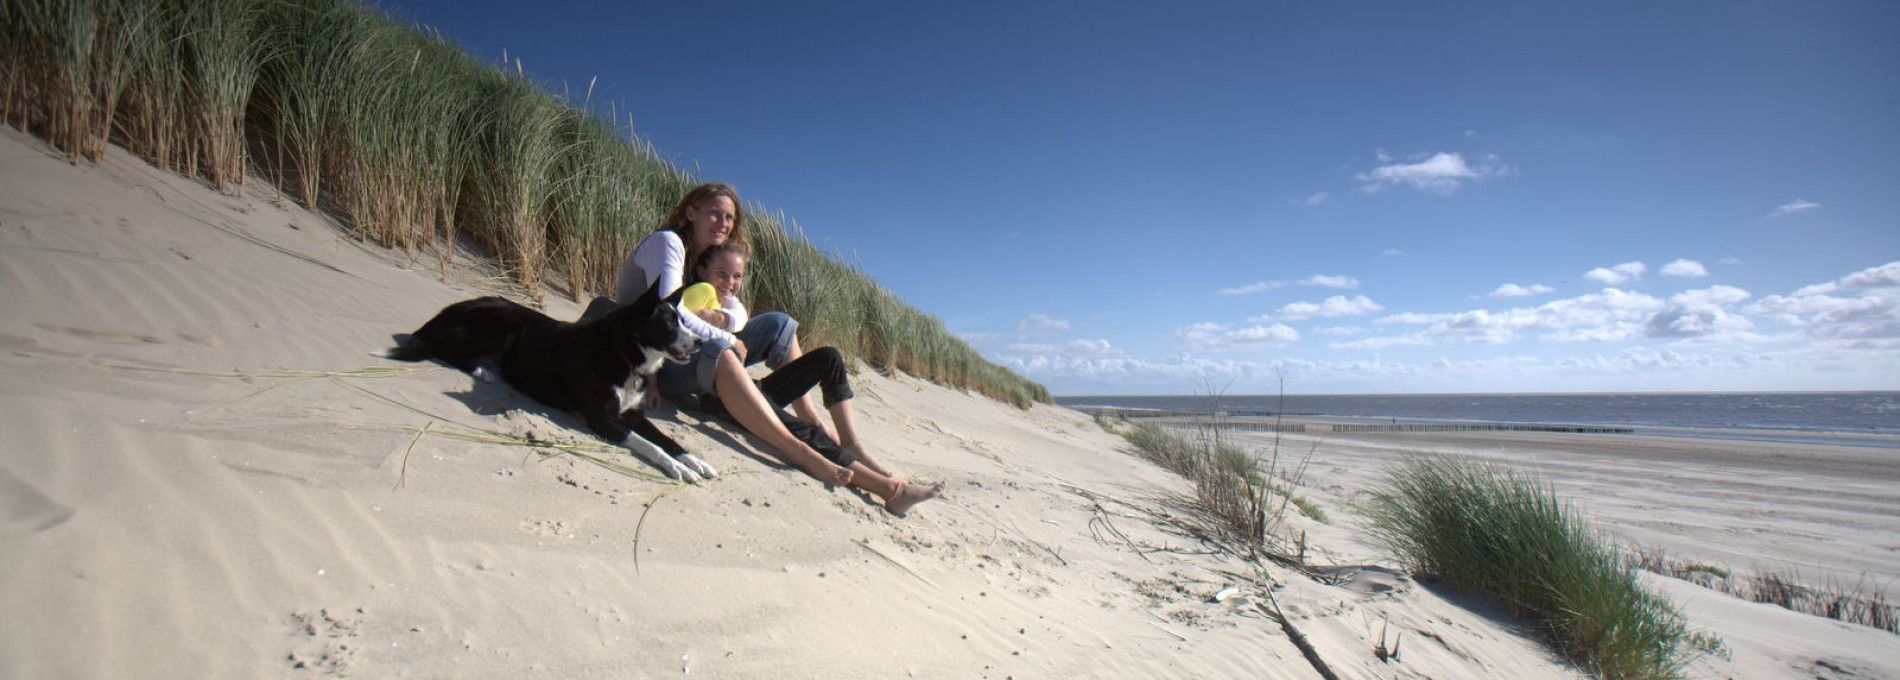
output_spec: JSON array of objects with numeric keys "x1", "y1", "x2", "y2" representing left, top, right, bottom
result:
[
  {"x1": 697, "y1": 251, "x2": 746, "y2": 298},
  {"x1": 687, "y1": 196, "x2": 737, "y2": 250}
]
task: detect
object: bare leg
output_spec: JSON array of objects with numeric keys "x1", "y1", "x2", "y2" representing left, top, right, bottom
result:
[
  {"x1": 713, "y1": 349, "x2": 852, "y2": 486},
  {"x1": 829, "y1": 400, "x2": 896, "y2": 478},
  {"x1": 844, "y1": 463, "x2": 943, "y2": 516},
  {"x1": 781, "y1": 336, "x2": 833, "y2": 441}
]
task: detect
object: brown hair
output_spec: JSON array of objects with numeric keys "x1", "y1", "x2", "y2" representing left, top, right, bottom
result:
[
  {"x1": 659, "y1": 182, "x2": 751, "y2": 260},
  {"x1": 693, "y1": 242, "x2": 749, "y2": 273}
]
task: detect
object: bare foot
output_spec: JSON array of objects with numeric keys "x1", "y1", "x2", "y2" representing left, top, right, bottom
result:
[{"x1": 884, "y1": 480, "x2": 944, "y2": 516}]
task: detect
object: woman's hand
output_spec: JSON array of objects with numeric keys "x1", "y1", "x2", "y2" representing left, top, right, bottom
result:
[{"x1": 731, "y1": 341, "x2": 749, "y2": 363}]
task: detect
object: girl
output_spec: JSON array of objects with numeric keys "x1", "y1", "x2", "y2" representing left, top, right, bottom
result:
[
  {"x1": 614, "y1": 184, "x2": 941, "y2": 514},
  {"x1": 680, "y1": 243, "x2": 749, "y2": 334}
]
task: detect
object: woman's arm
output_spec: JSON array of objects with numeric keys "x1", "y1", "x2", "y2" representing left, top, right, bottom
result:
[{"x1": 626, "y1": 232, "x2": 736, "y2": 345}]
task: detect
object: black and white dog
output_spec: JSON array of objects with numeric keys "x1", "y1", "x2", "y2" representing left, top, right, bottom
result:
[{"x1": 381, "y1": 283, "x2": 718, "y2": 482}]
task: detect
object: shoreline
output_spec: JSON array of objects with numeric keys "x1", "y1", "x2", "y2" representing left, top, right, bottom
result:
[{"x1": 1084, "y1": 410, "x2": 1900, "y2": 449}]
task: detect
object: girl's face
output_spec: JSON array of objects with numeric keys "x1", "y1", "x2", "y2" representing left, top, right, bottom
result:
[
  {"x1": 697, "y1": 251, "x2": 746, "y2": 298},
  {"x1": 687, "y1": 195, "x2": 737, "y2": 250}
]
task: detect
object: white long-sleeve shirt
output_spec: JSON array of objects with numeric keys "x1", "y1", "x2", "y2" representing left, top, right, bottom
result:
[{"x1": 613, "y1": 231, "x2": 737, "y2": 346}]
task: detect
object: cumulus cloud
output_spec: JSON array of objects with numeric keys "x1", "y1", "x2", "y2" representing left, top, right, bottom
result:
[
  {"x1": 1301, "y1": 274, "x2": 1361, "y2": 289},
  {"x1": 1313, "y1": 326, "x2": 1362, "y2": 336},
  {"x1": 1331, "y1": 335, "x2": 1432, "y2": 350},
  {"x1": 1766, "y1": 199, "x2": 1821, "y2": 218},
  {"x1": 1841, "y1": 261, "x2": 1900, "y2": 289},
  {"x1": 1017, "y1": 313, "x2": 1071, "y2": 335},
  {"x1": 1489, "y1": 283, "x2": 1554, "y2": 298},
  {"x1": 1584, "y1": 261, "x2": 1647, "y2": 286},
  {"x1": 1271, "y1": 295, "x2": 1385, "y2": 321},
  {"x1": 1219, "y1": 273, "x2": 1359, "y2": 295},
  {"x1": 1748, "y1": 261, "x2": 1900, "y2": 340},
  {"x1": 1661, "y1": 259, "x2": 1709, "y2": 278},
  {"x1": 1359, "y1": 288, "x2": 1665, "y2": 348},
  {"x1": 1541, "y1": 324, "x2": 1643, "y2": 343},
  {"x1": 1174, "y1": 322, "x2": 1300, "y2": 351},
  {"x1": 1357, "y1": 152, "x2": 1511, "y2": 195},
  {"x1": 1645, "y1": 285, "x2": 1754, "y2": 339},
  {"x1": 1218, "y1": 281, "x2": 1284, "y2": 296}
]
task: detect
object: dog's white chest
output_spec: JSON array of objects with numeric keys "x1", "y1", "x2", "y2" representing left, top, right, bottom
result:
[
  {"x1": 614, "y1": 373, "x2": 648, "y2": 413},
  {"x1": 613, "y1": 349, "x2": 668, "y2": 413}
]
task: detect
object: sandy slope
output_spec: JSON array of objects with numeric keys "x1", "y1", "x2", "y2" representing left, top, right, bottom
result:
[{"x1": 1, "y1": 127, "x2": 1893, "y2": 679}]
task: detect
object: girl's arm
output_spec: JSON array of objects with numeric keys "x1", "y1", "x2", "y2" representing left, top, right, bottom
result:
[
  {"x1": 719, "y1": 293, "x2": 749, "y2": 332},
  {"x1": 627, "y1": 232, "x2": 736, "y2": 345}
]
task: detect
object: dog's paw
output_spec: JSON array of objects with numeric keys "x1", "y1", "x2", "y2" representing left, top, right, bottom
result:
[
  {"x1": 675, "y1": 453, "x2": 718, "y2": 479},
  {"x1": 671, "y1": 461, "x2": 703, "y2": 484}
]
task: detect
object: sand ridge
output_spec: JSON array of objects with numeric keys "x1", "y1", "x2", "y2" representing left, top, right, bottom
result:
[{"x1": 3, "y1": 126, "x2": 1895, "y2": 678}]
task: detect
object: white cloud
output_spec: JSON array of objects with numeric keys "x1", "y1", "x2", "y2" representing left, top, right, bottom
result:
[
  {"x1": 1748, "y1": 262, "x2": 1900, "y2": 340},
  {"x1": 1332, "y1": 335, "x2": 1432, "y2": 350},
  {"x1": 1489, "y1": 283, "x2": 1554, "y2": 298},
  {"x1": 1296, "y1": 192, "x2": 1330, "y2": 206},
  {"x1": 1017, "y1": 313, "x2": 1071, "y2": 335},
  {"x1": 1301, "y1": 274, "x2": 1361, "y2": 289},
  {"x1": 1370, "y1": 288, "x2": 1665, "y2": 347},
  {"x1": 1841, "y1": 261, "x2": 1900, "y2": 289},
  {"x1": 1660, "y1": 259, "x2": 1709, "y2": 278},
  {"x1": 1221, "y1": 274, "x2": 1359, "y2": 296},
  {"x1": 1271, "y1": 295, "x2": 1385, "y2": 321},
  {"x1": 1645, "y1": 285, "x2": 1754, "y2": 339},
  {"x1": 1383, "y1": 248, "x2": 1405, "y2": 257},
  {"x1": 1584, "y1": 261, "x2": 1648, "y2": 286},
  {"x1": 1541, "y1": 323, "x2": 1644, "y2": 343},
  {"x1": 1377, "y1": 312, "x2": 1453, "y2": 325},
  {"x1": 1766, "y1": 199, "x2": 1821, "y2": 218},
  {"x1": 1218, "y1": 281, "x2": 1284, "y2": 296},
  {"x1": 1357, "y1": 151, "x2": 1511, "y2": 195},
  {"x1": 1174, "y1": 322, "x2": 1300, "y2": 351},
  {"x1": 1313, "y1": 326, "x2": 1362, "y2": 336}
]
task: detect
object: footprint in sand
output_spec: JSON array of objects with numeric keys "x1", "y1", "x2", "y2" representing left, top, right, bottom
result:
[
  {"x1": 286, "y1": 608, "x2": 363, "y2": 675},
  {"x1": 520, "y1": 517, "x2": 571, "y2": 537}
]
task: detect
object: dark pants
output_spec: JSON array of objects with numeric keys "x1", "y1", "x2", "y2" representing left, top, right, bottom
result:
[{"x1": 703, "y1": 347, "x2": 859, "y2": 468}]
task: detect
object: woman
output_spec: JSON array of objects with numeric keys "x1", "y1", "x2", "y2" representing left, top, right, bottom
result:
[{"x1": 614, "y1": 183, "x2": 941, "y2": 514}]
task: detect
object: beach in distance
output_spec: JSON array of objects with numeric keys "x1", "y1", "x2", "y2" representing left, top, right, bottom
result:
[{"x1": 3, "y1": 126, "x2": 1897, "y2": 678}]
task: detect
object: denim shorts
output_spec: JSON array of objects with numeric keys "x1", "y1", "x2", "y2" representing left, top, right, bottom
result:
[{"x1": 656, "y1": 311, "x2": 799, "y2": 402}]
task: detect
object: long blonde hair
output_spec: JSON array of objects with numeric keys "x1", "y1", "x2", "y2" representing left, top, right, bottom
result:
[{"x1": 659, "y1": 182, "x2": 751, "y2": 260}]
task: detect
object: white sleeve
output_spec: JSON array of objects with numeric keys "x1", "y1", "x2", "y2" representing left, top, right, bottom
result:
[
  {"x1": 720, "y1": 294, "x2": 749, "y2": 333},
  {"x1": 633, "y1": 233, "x2": 736, "y2": 346}
]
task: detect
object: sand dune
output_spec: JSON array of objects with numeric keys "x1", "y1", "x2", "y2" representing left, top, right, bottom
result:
[{"x1": 2, "y1": 126, "x2": 1895, "y2": 678}]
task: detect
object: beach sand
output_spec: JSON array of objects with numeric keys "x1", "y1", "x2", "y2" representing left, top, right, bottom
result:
[{"x1": 2, "y1": 126, "x2": 1895, "y2": 678}]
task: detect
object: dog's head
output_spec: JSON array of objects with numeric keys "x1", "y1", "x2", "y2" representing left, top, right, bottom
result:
[{"x1": 618, "y1": 280, "x2": 702, "y2": 366}]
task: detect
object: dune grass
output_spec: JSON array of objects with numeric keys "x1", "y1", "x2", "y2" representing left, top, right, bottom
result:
[
  {"x1": 1115, "y1": 422, "x2": 1318, "y2": 560},
  {"x1": 1363, "y1": 455, "x2": 1693, "y2": 679},
  {"x1": 1633, "y1": 548, "x2": 1896, "y2": 634},
  {"x1": 0, "y1": 0, "x2": 1047, "y2": 406}
]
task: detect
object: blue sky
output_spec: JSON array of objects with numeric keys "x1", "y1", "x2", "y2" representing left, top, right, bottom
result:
[{"x1": 380, "y1": 0, "x2": 1900, "y2": 395}]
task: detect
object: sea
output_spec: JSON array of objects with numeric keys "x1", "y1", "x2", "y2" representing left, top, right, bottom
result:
[{"x1": 1056, "y1": 392, "x2": 1900, "y2": 447}]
